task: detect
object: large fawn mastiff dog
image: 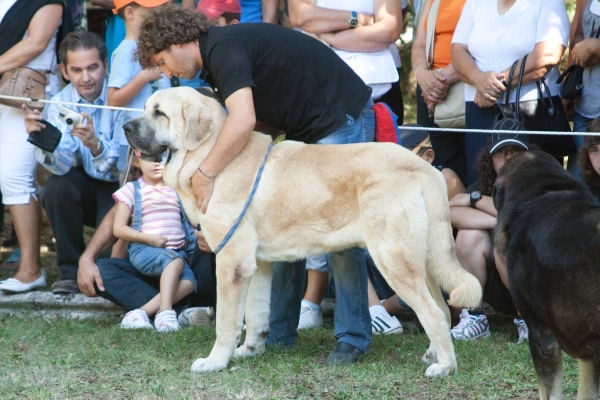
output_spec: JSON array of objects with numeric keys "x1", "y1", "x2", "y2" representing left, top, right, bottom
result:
[{"x1": 123, "y1": 87, "x2": 482, "y2": 377}]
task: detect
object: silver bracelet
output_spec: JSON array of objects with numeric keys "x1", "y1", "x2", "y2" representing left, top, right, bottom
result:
[{"x1": 198, "y1": 167, "x2": 216, "y2": 180}]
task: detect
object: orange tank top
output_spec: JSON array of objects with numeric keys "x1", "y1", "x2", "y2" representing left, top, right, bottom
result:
[{"x1": 423, "y1": 0, "x2": 467, "y2": 70}]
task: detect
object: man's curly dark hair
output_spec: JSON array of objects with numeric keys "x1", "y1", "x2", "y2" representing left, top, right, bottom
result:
[
  {"x1": 136, "y1": 3, "x2": 214, "y2": 69},
  {"x1": 577, "y1": 117, "x2": 600, "y2": 191}
]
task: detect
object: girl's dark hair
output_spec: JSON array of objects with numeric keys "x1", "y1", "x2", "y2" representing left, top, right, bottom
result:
[
  {"x1": 120, "y1": 152, "x2": 142, "y2": 186},
  {"x1": 475, "y1": 144, "x2": 538, "y2": 195},
  {"x1": 475, "y1": 146, "x2": 496, "y2": 196},
  {"x1": 577, "y1": 117, "x2": 600, "y2": 190}
]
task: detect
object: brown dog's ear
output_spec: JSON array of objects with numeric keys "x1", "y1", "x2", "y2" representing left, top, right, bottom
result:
[{"x1": 182, "y1": 96, "x2": 214, "y2": 151}]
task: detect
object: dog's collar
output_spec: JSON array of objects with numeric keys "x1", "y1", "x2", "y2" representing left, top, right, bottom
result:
[{"x1": 214, "y1": 142, "x2": 275, "y2": 254}]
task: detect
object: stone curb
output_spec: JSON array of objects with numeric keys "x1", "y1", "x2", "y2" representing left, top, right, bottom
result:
[{"x1": 0, "y1": 290, "x2": 123, "y2": 320}]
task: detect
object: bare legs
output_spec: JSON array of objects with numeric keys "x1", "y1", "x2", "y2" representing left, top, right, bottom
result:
[
  {"x1": 10, "y1": 198, "x2": 42, "y2": 283},
  {"x1": 140, "y1": 258, "x2": 193, "y2": 316}
]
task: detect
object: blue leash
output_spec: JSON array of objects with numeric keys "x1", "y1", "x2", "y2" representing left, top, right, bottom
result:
[{"x1": 214, "y1": 142, "x2": 275, "y2": 254}]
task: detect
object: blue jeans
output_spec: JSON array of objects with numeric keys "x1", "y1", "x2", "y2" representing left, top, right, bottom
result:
[
  {"x1": 96, "y1": 249, "x2": 216, "y2": 311},
  {"x1": 266, "y1": 99, "x2": 375, "y2": 353},
  {"x1": 465, "y1": 102, "x2": 496, "y2": 185},
  {"x1": 566, "y1": 111, "x2": 592, "y2": 178},
  {"x1": 127, "y1": 243, "x2": 196, "y2": 290}
]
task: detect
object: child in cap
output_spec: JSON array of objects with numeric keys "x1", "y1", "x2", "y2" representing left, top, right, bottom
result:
[
  {"x1": 450, "y1": 130, "x2": 533, "y2": 343},
  {"x1": 197, "y1": 0, "x2": 241, "y2": 26},
  {"x1": 107, "y1": 0, "x2": 171, "y2": 120}
]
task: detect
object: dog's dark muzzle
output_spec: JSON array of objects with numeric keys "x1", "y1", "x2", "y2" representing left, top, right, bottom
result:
[{"x1": 122, "y1": 118, "x2": 171, "y2": 164}]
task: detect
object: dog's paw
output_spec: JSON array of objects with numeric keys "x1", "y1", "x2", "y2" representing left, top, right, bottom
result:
[
  {"x1": 190, "y1": 357, "x2": 228, "y2": 374},
  {"x1": 233, "y1": 343, "x2": 265, "y2": 359},
  {"x1": 421, "y1": 347, "x2": 438, "y2": 366},
  {"x1": 424, "y1": 363, "x2": 456, "y2": 378}
]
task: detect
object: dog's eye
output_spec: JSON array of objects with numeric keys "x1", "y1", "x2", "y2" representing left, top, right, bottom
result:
[{"x1": 154, "y1": 109, "x2": 166, "y2": 118}]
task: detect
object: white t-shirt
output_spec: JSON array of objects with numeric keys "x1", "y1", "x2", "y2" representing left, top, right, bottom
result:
[
  {"x1": 452, "y1": 0, "x2": 569, "y2": 103},
  {"x1": 313, "y1": 0, "x2": 400, "y2": 99}
]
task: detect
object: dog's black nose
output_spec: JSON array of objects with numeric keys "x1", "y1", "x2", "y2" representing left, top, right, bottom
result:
[{"x1": 122, "y1": 120, "x2": 136, "y2": 136}]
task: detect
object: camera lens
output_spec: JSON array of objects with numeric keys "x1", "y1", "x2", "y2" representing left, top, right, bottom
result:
[{"x1": 66, "y1": 118, "x2": 74, "y2": 125}]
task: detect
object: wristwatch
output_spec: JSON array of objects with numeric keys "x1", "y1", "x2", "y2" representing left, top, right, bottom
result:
[
  {"x1": 349, "y1": 11, "x2": 358, "y2": 29},
  {"x1": 470, "y1": 190, "x2": 482, "y2": 208}
]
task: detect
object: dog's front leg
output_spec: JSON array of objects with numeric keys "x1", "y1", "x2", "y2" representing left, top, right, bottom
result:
[
  {"x1": 233, "y1": 260, "x2": 272, "y2": 359},
  {"x1": 191, "y1": 255, "x2": 256, "y2": 374}
]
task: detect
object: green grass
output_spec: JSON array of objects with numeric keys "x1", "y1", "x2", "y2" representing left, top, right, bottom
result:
[{"x1": 0, "y1": 314, "x2": 579, "y2": 400}]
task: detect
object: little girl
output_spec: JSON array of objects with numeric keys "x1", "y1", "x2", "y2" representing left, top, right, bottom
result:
[
  {"x1": 113, "y1": 153, "x2": 196, "y2": 332},
  {"x1": 577, "y1": 118, "x2": 600, "y2": 201}
]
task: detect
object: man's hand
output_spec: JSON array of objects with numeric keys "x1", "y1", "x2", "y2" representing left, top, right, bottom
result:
[
  {"x1": 71, "y1": 112, "x2": 99, "y2": 150},
  {"x1": 194, "y1": 230, "x2": 213, "y2": 253},
  {"x1": 22, "y1": 105, "x2": 46, "y2": 134},
  {"x1": 78, "y1": 256, "x2": 105, "y2": 297},
  {"x1": 449, "y1": 193, "x2": 470, "y2": 208},
  {"x1": 147, "y1": 235, "x2": 168, "y2": 248},
  {"x1": 191, "y1": 170, "x2": 215, "y2": 213}
]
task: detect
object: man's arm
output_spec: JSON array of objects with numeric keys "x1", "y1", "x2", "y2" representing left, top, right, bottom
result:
[
  {"x1": 78, "y1": 206, "x2": 120, "y2": 296},
  {"x1": 191, "y1": 87, "x2": 257, "y2": 213}
]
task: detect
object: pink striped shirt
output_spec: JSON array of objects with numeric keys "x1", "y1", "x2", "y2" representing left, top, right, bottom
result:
[{"x1": 113, "y1": 177, "x2": 186, "y2": 249}]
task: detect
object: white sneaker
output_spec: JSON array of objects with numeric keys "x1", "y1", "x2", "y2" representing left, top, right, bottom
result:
[
  {"x1": 451, "y1": 309, "x2": 491, "y2": 340},
  {"x1": 121, "y1": 309, "x2": 153, "y2": 330},
  {"x1": 514, "y1": 318, "x2": 529, "y2": 344},
  {"x1": 178, "y1": 307, "x2": 214, "y2": 328},
  {"x1": 0, "y1": 272, "x2": 47, "y2": 294},
  {"x1": 297, "y1": 302, "x2": 323, "y2": 330},
  {"x1": 155, "y1": 309, "x2": 180, "y2": 332},
  {"x1": 371, "y1": 312, "x2": 403, "y2": 335}
]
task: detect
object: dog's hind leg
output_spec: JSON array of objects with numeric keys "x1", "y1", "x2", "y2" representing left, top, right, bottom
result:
[
  {"x1": 577, "y1": 359, "x2": 599, "y2": 400},
  {"x1": 421, "y1": 274, "x2": 450, "y2": 366},
  {"x1": 233, "y1": 260, "x2": 272, "y2": 359},
  {"x1": 528, "y1": 322, "x2": 564, "y2": 400},
  {"x1": 368, "y1": 246, "x2": 456, "y2": 378},
  {"x1": 191, "y1": 251, "x2": 257, "y2": 374}
]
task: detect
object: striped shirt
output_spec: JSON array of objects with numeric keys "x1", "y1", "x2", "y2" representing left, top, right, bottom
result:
[
  {"x1": 113, "y1": 177, "x2": 186, "y2": 249},
  {"x1": 35, "y1": 78, "x2": 129, "y2": 182}
]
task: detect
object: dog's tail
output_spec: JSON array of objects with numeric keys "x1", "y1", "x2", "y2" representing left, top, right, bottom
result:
[{"x1": 421, "y1": 169, "x2": 482, "y2": 309}]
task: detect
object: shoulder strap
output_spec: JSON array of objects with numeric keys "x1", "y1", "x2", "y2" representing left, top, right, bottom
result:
[
  {"x1": 513, "y1": 54, "x2": 528, "y2": 121},
  {"x1": 504, "y1": 59, "x2": 519, "y2": 106},
  {"x1": 425, "y1": 0, "x2": 442, "y2": 69},
  {"x1": 131, "y1": 180, "x2": 142, "y2": 232}
]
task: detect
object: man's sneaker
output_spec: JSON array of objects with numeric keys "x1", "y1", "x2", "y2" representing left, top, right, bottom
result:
[
  {"x1": 155, "y1": 309, "x2": 180, "y2": 333},
  {"x1": 178, "y1": 307, "x2": 214, "y2": 328},
  {"x1": 297, "y1": 302, "x2": 323, "y2": 330},
  {"x1": 514, "y1": 318, "x2": 529, "y2": 344},
  {"x1": 451, "y1": 309, "x2": 491, "y2": 340},
  {"x1": 121, "y1": 309, "x2": 153, "y2": 330},
  {"x1": 371, "y1": 312, "x2": 403, "y2": 335}
]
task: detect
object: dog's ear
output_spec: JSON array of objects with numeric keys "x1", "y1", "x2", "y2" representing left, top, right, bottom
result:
[{"x1": 182, "y1": 97, "x2": 214, "y2": 151}]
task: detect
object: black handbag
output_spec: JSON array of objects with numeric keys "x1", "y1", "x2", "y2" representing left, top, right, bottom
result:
[
  {"x1": 494, "y1": 55, "x2": 574, "y2": 158},
  {"x1": 492, "y1": 57, "x2": 525, "y2": 130},
  {"x1": 555, "y1": 28, "x2": 600, "y2": 100}
]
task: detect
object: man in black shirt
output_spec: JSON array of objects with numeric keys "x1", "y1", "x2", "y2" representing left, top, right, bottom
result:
[{"x1": 137, "y1": 4, "x2": 375, "y2": 364}]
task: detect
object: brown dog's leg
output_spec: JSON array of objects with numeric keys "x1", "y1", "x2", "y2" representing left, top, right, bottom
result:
[
  {"x1": 528, "y1": 322, "x2": 564, "y2": 400},
  {"x1": 577, "y1": 359, "x2": 599, "y2": 400},
  {"x1": 191, "y1": 253, "x2": 256, "y2": 373},
  {"x1": 233, "y1": 260, "x2": 273, "y2": 359}
]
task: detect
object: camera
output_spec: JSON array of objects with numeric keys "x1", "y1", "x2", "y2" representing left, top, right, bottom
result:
[{"x1": 58, "y1": 106, "x2": 84, "y2": 126}]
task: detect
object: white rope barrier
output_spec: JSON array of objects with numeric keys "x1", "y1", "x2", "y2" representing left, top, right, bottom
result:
[
  {"x1": 396, "y1": 124, "x2": 598, "y2": 136},
  {"x1": 0, "y1": 94, "x2": 143, "y2": 113},
  {"x1": 1, "y1": 93, "x2": 597, "y2": 137}
]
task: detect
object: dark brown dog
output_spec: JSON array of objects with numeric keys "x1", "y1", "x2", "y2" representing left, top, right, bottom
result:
[{"x1": 494, "y1": 151, "x2": 600, "y2": 400}]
